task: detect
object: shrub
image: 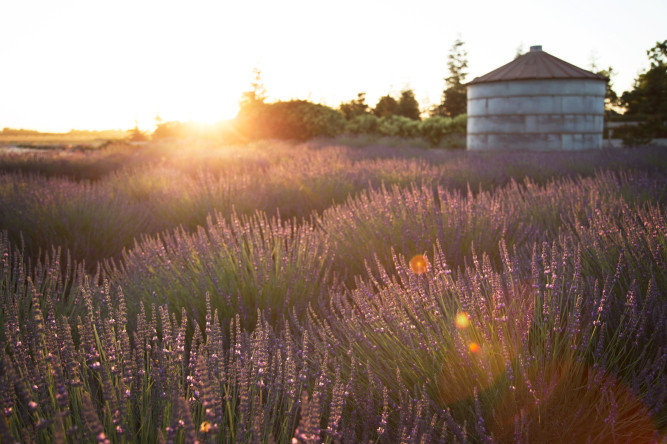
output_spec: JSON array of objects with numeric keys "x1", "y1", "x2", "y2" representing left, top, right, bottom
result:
[
  {"x1": 377, "y1": 115, "x2": 421, "y2": 138},
  {"x1": 450, "y1": 113, "x2": 467, "y2": 134},
  {"x1": 235, "y1": 100, "x2": 346, "y2": 141},
  {"x1": 152, "y1": 121, "x2": 189, "y2": 139},
  {"x1": 420, "y1": 116, "x2": 454, "y2": 146},
  {"x1": 614, "y1": 124, "x2": 654, "y2": 147},
  {"x1": 344, "y1": 114, "x2": 380, "y2": 134}
]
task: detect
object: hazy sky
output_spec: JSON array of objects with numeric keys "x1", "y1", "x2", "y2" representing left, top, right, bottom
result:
[{"x1": 1, "y1": 0, "x2": 664, "y2": 132}]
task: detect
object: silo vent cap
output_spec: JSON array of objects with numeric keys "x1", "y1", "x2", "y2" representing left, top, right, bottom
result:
[{"x1": 530, "y1": 45, "x2": 542, "y2": 52}]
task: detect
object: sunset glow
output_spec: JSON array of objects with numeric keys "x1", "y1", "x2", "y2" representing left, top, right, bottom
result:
[{"x1": 1, "y1": 0, "x2": 665, "y2": 132}]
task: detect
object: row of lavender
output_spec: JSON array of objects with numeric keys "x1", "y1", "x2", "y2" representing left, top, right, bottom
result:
[
  {"x1": 1, "y1": 143, "x2": 664, "y2": 270},
  {"x1": 1, "y1": 150, "x2": 666, "y2": 442}
]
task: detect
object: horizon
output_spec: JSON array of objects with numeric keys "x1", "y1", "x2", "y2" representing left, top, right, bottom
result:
[{"x1": 1, "y1": 0, "x2": 665, "y2": 133}]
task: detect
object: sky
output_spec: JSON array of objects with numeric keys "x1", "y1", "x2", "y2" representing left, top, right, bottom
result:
[{"x1": 1, "y1": 0, "x2": 665, "y2": 132}]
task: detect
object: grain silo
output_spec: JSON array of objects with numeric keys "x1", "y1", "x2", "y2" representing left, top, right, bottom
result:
[{"x1": 467, "y1": 45, "x2": 608, "y2": 150}]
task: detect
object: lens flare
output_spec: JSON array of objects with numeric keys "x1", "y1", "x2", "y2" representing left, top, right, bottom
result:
[
  {"x1": 468, "y1": 342, "x2": 480, "y2": 353},
  {"x1": 438, "y1": 285, "x2": 535, "y2": 406},
  {"x1": 409, "y1": 254, "x2": 429, "y2": 274},
  {"x1": 490, "y1": 361, "x2": 658, "y2": 442},
  {"x1": 455, "y1": 312, "x2": 470, "y2": 330}
]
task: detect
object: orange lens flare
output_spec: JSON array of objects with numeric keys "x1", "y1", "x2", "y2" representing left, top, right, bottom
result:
[
  {"x1": 409, "y1": 254, "x2": 429, "y2": 274},
  {"x1": 455, "y1": 312, "x2": 470, "y2": 330},
  {"x1": 468, "y1": 342, "x2": 480, "y2": 353}
]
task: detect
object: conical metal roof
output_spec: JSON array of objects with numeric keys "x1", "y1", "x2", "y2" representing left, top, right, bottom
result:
[{"x1": 467, "y1": 45, "x2": 608, "y2": 85}]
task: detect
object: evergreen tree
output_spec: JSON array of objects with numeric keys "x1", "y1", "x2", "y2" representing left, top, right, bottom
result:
[
  {"x1": 595, "y1": 66, "x2": 619, "y2": 115},
  {"x1": 396, "y1": 89, "x2": 421, "y2": 120},
  {"x1": 239, "y1": 67, "x2": 267, "y2": 112},
  {"x1": 339, "y1": 92, "x2": 370, "y2": 120},
  {"x1": 129, "y1": 118, "x2": 149, "y2": 141},
  {"x1": 514, "y1": 43, "x2": 525, "y2": 60},
  {"x1": 620, "y1": 40, "x2": 667, "y2": 137},
  {"x1": 373, "y1": 95, "x2": 399, "y2": 118},
  {"x1": 432, "y1": 37, "x2": 468, "y2": 118}
]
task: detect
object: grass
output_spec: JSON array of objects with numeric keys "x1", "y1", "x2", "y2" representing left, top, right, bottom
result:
[{"x1": 0, "y1": 140, "x2": 665, "y2": 443}]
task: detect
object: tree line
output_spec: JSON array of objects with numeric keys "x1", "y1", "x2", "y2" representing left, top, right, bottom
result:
[
  {"x1": 150, "y1": 38, "x2": 470, "y2": 147},
  {"x1": 149, "y1": 38, "x2": 666, "y2": 146},
  {"x1": 612, "y1": 40, "x2": 667, "y2": 144}
]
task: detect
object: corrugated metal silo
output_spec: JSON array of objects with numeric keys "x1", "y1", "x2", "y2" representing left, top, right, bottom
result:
[{"x1": 467, "y1": 45, "x2": 608, "y2": 150}]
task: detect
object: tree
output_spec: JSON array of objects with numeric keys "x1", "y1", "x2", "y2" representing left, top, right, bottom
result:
[
  {"x1": 594, "y1": 66, "x2": 619, "y2": 114},
  {"x1": 339, "y1": 92, "x2": 370, "y2": 120},
  {"x1": 235, "y1": 100, "x2": 346, "y2": 141},
  {"x1": 396, "y1": 89, "x2": 421, "y2": 120},
  {"x1": 621, "y1": 40, "x2": 667, "y2": 115},
  {"x1": 239, "y1": 67, "x2": 267, "y2": 112},
  {"x1": 129, "y1": 118, "x2": 148, "y2": 142},
  {"x1": 647, "y1": 40, "x2": 667, "y2": 67},
  {"x1": 432, "y1": 37, "x2": 469, "y2": 118},
  {"x1": 514, "y1": 43, "x2": 525, "y2": 60},
  {"x1": 620, "y1": 40, "x2": 667, "y2": 137},
  {"x1": 373, "y1": 95, "x2": 399, "y2": 118}
]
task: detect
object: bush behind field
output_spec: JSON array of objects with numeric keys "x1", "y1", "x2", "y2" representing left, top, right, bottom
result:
[
  {"x1": 148, "y1": 99, "x2": 466, "y2": 147},
  {"x1": 234, "y1": 100, "x2": 347, "y2": 141},
  {"x1": 343, "y1": 113, "x2": 467, "y2": 148}
]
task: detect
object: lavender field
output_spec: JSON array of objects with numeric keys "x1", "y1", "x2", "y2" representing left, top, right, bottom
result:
[{"x1": 1, "y1": 141, "x2": 666, "y2": 443}]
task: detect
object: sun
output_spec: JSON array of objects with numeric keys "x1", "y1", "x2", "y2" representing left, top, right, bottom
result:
[{"x1": 186, "y1": 99, "x2": 240, "y2": 123}]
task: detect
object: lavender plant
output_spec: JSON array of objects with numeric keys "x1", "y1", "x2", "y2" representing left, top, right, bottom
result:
[
  {"x1": 1, "y1": 143, "x2": 666, "y2": 443},
  {"x1": 320, "y1": 170, "x2": 664, "y2": 284},
  {"x1": 108, "y1": 210, "x2": 333, "y2": 332},
  {"x1": 2, "y1": 143, "x2": 665, "y2": 271}
]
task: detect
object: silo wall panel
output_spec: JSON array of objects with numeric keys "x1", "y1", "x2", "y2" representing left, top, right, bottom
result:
[
  {"x1": 583, "y1": 81, "x2": 607, "y2": 96},
  {"x1": 561, "y1": 134, "x2": 573, "y2": 148},
  {"x1": 467, "y1": 98, "x2": 488, "y2": 116},
  {"x1": 586, "y1": 134, "x2": 603, "y2": 149},
  {"x1": 468, "y1": 115, "x2": 526, "y2": 133},
  {"x1": 560, "y1": 114, "x2": 595, "y2": 133},
  {"x1": 486, "y1": 96, "x2": 564, "y2": 115},
  {"x1": 534, "y1": 115, "x2": 566, "y2": 133},
  {"x1": 562, "y1": 96, "x2": 585, "y2": 113},
  {"x1": 562, "y1": 96, "x2": 604, "y2": 114},
  {"x1": 470, "y1": 133, "x2": 603, "y2": 150},
  {"x1": 487, "y1": 133, "x2": 559, "y2": 150},
  {"x1": 467, "y1": 134, "x2": 486, "y2": 150}
]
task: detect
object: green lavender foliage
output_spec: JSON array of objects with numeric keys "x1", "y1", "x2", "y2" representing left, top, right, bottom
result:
[
  {"x1": 1, "y1": 143, "x2": 664, "y2": 271},
  {"x1": 320, "y1": 170, "x2": 665, "y2": 284},
  {"x1": 109, "y1": 210, "x2": 333, "y2": 331}
]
